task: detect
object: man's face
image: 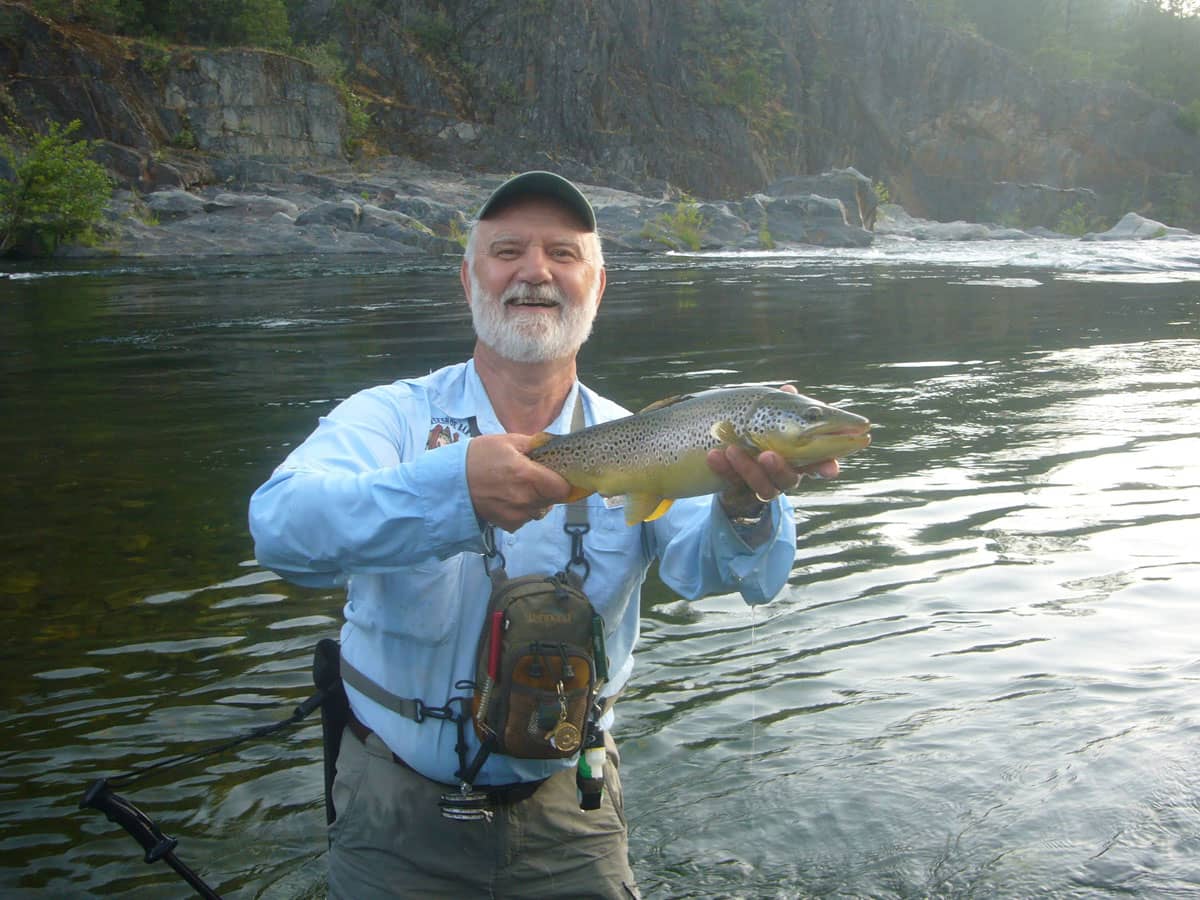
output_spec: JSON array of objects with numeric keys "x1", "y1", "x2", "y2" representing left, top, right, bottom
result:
[{"x1": 463, "y1": 196, "x2": 605, "y2": 364}]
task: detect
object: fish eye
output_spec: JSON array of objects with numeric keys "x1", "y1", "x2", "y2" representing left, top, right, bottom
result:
[{"x1": 802, "y1": 406, "x2": 825, "y2": 423}]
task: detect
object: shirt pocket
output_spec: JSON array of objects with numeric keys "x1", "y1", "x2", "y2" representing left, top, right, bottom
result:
[
  {"x1": 373, "y1": 554, "x2": 467, "y2": 646},
  {"x1": 582, "y1": 500, "x2": 649, "y2": 623}
]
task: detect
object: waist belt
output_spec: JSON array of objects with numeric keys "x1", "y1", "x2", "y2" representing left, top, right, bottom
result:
[{"x1": 345, "y1": 708, "x2": 545, "y2": 804}]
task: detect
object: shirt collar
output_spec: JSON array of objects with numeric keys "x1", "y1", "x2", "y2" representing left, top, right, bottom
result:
[{"x1": 457, "y1": 358, "x2": 584, "y2": 435}]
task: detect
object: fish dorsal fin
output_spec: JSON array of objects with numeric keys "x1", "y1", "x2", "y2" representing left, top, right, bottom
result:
[
  {"x1": 637, "y1": 394, "x2": 694, "y2": 414},
  {"x1": 624, "y1": 493, "x2": 673, "y2": 525},
  {"x1": 527, "y1": 431, "x2": 555, "y2": 451}
]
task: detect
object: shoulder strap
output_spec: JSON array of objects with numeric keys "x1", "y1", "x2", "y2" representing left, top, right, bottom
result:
[{"x1": 564, "y1": 392, "x2": 590, "y2": 581}]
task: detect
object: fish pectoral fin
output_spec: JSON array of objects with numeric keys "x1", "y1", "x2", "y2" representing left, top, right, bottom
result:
[
  {"x1": 564, "y1": 484, "x2": 594, "y2": 503},
  {"x1": 711, "y1": 420, "x2": 749, "y2": 448},
  {"x1": 624, "y1": 494, "x2": 673, "y2": 525}
]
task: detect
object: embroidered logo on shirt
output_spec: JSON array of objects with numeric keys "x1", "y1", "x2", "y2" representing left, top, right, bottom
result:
[{"x1": 425, "y1": 415, "x2": 480, "y2": 450}]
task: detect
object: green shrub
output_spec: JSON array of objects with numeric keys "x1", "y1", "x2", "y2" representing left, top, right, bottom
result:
[
  {"x1": 1177, "y1": 99, "x2": 1200, "y2": 135},
  {"x1": 1055, "y1": 201, "x2": 1100, "y2": 237},
  {"x1": 0, "y1": 119, "x2": 113, "y2": 257},
  {"x1": 643, "y1": 197, "x2": 707, "y2": 251}
]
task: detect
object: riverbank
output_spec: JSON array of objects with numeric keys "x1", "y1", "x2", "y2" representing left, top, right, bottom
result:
[{"x1": 72, "y1": 156, "x2": 1193, "y2": 261}]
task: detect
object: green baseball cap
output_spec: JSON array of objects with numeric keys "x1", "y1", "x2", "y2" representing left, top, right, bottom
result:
[{"x1": 476, "y1": 171, "x2": 597, "y2": 231}]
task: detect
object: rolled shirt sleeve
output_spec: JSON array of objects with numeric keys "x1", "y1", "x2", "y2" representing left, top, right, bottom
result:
[{"x1": 651, "y1": 493, "x2": 797, "y2": 605}]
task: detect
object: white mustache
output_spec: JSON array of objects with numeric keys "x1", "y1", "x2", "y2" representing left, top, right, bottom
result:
[{"x1": 502, "y1": 283, "x2": 566, "y2": 304}]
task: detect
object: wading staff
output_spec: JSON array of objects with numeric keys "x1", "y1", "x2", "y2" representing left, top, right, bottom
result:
[
  {"x1": 79, "y1": 779, "x2": 223, "y2": 900},
  {"x1": 78, "y1": 638, "x2": 342, "y2": 897}
]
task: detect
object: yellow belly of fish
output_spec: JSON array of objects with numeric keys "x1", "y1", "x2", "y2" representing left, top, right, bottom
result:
[{"x1": 566, "y1": 448, "x2": 723, "y2": 525}]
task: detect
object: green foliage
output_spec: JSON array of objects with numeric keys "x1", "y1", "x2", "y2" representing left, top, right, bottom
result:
[
  {"x1": 410, "y1": 10, "x2": 457, "y2": 58},
  {"x1": 1054, "y1": 201, "x2": 1100, "y2": 236},
  {"x1": 873, "y1": 181, "x2": 891, "y2": 205},
  {"x1": 33, "y1": 0, "x2": 292, "y2": 49},
  {"x1": 682, "y1": 0, "x2": 788, "y2": 135},
  {"x1": 1177, "y1": 98, "x2": 1200, "y2": 135},
  {"x1": 172, "y1": 125, "x2": 197, "y2": 150},
  {"x1": 32, "y1": 0, "x2": 143, "y2": 32},
  {"x1": 0, "y1": 119, "x2": 113, "y2": 256},
  {"x1": 294, "y1": 41, "x2": 348, "y2": 84},
  {"x1": 293, "y1": 42, "x2": 371, "y2": 157},
  {"x1": 138, "y1": 43, "x2": 173, "y2": 80},
  {"x1": 232, "y1": 0, "x2": 290, "y2": 49},
  {"x1": 342, "y1": 89, "x2": 371, "y2": 156},
  {"x1": 643, "y1": 197, "x2": 708, "y2": 251},
  {"x1": 913, "y1": 0, "x2": 1200, "y2": 111}
]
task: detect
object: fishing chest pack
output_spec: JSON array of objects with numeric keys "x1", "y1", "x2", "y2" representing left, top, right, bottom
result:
[{"x1": 472, "y1": 567, "x2": 606, "y2": 759}]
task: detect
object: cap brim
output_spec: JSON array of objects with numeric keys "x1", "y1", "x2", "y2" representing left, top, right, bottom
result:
[{"x1": 476, "y1": 171, "x2": 596, "y2": 231}]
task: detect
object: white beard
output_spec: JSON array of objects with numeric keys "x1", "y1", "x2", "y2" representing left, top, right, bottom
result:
[{"x1": 469, "y1": 275, "x2": 599, "y2": 363}]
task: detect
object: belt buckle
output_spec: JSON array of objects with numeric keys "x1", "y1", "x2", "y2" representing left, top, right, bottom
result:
[{"x1": 438, "y1": 782, "x2": 494, "y2": 822}]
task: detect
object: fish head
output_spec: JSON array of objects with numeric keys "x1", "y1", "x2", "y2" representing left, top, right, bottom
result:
[{"x1": 746, "y1": 391, "x2": 872, "y2": 467}]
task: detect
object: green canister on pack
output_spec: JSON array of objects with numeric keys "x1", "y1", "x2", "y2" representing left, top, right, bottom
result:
[
  {"x1": 576, "y1": 723, "x2": 606, "y2": 810},
  {"x1": 591, "y1": 614, "x2": 608, "y2": 684}
]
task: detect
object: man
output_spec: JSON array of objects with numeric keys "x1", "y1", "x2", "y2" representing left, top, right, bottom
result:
[{"x1": 248, "y1": 171, "x2": 838, "y2": 898}]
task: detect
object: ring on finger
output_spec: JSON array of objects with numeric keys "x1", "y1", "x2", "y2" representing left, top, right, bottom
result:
[{"x1": 754, "y1": 491, "x2": 772, "y2": 504}]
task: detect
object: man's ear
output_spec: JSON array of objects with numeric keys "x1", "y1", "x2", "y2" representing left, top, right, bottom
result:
[
  {"x1": 594, "y1": 266, "x2": 607, "y2": 308},
  {"x1": 460, "y1": 257, "x2": 472, "y2": 306}
]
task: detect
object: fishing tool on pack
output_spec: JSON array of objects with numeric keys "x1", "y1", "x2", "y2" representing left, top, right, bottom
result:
[{"x1": 78, "y1": 639, "x2": 342, "y2": 898}]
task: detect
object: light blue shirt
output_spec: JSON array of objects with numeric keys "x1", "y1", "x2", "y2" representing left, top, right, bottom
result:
[{"x1": 249, "y1": 360, "x2": 797, "y2": 785}]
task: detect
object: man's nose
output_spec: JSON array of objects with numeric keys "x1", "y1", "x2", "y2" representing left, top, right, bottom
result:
[{"x1": 515, "y1": 246, "x2": 552, "y2": 283}]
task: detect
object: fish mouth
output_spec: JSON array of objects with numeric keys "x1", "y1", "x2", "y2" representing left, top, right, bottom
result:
[{"x1": 812, "y1": 421, "x2": 872, "y2": 439}]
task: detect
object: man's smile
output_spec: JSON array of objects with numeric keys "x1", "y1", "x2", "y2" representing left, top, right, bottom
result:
[{"x1": 505, "y1": 293, "x2": 561, "y2": 309}]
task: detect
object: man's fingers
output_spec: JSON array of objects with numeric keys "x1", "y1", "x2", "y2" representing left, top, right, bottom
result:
[
  {"x1": 708, "y1": 443, "x2": 840, "y2": 513},
  {"x1": 467, "y1": 433, "x2": 572, "y2": 531},
  {"x1": 802, "y1": 458, "x2": 840, "y2": 480}
]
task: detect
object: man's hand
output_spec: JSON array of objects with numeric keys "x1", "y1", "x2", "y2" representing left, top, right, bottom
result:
[
  {"x1": 707, "y1": 384, "x2": 840, "y2": 519},
  {"x1": 467, "y1": 433, "x2": 571, "y2": 532}
]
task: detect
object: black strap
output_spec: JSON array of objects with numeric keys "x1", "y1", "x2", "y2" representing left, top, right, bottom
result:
[{"x1": 564, "y1": 393, "x2": 591, "y2": 582}]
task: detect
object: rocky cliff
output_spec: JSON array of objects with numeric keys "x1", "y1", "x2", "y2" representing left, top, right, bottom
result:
[{"x1": 1, "y1": 0, "x2": 1197, "y2": 233}]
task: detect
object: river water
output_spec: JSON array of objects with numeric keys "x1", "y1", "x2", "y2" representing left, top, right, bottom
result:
[{"x1": 2, "y1": 236, "x2": 1199, "y2": 898}]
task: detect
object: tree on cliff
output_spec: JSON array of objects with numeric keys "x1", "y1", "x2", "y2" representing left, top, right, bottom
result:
[
  {"x1": 29, "y1": 0, "x2": 291, "y2": 49},
  {"x1": 0, "y1": 119, "x2": 112, "y2": 257}
]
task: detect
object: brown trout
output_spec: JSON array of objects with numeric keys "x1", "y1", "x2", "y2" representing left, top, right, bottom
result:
[{"x1": 528, "y1": 386, "x2": 871, "y2": 525}]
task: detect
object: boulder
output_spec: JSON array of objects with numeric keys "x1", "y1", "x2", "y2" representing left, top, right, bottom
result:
[
  {"x1": 205, "y1": 193, "x2": 300, "y2": 218},
  {"x1": 766, "y1": 168, "x2": 878, "y2": 229},
  {"x1": 145, "y1": 189, "x2": 207, "y2": 220},
  {"x1": 294, "y1": 200, "x2": 362, "y2": 229},
  {"x1": 744, "y1": 194, "x2": 873, "y2": 248},
  {"x1": 1083, "y1": 212, "x2": 1193, "y2": 241}
]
